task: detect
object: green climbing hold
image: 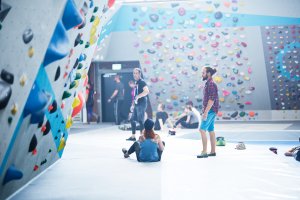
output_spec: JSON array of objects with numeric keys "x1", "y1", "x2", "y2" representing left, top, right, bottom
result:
[
  {"x1": 62, "y1": 91, "x2": 72, "y2": 100},
  {"x1": 77, "y1": 63, "x2": 83, "y2": 69},
  {"x1": 85, "y1": 42, "x2": 90, "y2": 48},
  {"x1": 8, "y1": 116, "x2": 12, "y2": 124},
  {"x1": 90, "y1": 15, "x2": 95, "y2": 22},
  {"x1": 74, "y1": 73, "x2": 81, "y2": 80},
  {"x1": 69, "y1": 80, "x2": 78, "y2": 89},
  {"x1": 239, "y1": 111, "x2": 246, "y2": 117},
  {"x1": 93, "y1": 7, "x2": 99, "y2": 13}
]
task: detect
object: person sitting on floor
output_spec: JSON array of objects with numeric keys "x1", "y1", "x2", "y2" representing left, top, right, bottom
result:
[
  {"x1": 154, "y1": 103, "x2": 170, "y2": 131},
  {"x1": 122, "y1": 119, "x2": 165, "y2": 162}
]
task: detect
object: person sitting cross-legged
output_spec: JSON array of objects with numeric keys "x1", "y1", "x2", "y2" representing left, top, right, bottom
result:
[{"x1": 122, "y1": 119, "x2": 165, "y2": 162}]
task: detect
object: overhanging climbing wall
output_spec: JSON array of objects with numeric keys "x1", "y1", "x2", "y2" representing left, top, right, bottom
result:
[{"x1": 0, "y1": 0, "x2": 114, "y2": 198}]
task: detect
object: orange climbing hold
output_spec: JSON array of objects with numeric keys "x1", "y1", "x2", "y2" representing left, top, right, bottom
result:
[{"x1": 249, "y1": 111, "x2": 255, "y2": 117}]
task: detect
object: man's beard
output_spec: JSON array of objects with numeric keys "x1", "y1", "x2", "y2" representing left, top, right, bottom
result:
[{"x1": 202, "y1": 76, "x2": 208, "y2": 81}]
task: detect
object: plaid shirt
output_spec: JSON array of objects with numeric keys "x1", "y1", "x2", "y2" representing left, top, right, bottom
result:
[{"x1": 203, "y1": 78, "x2": 219, "y2": 114}]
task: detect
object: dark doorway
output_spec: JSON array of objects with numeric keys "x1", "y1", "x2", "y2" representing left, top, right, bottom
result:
[{"x1": 101, "y1": 72, "x2": 134, "y2": 122}]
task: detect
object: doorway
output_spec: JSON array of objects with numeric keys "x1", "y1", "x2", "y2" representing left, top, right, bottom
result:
[{"x1": 101, "y1": 72, "x2": 134, "y2": 122}]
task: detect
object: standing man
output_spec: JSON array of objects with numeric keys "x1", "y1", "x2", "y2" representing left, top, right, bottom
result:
[
  {"x1": 197, "y1": 67, "x2": 219, "y2": 158},
  {"x1": 108, "y1": 74, "x2": 125, "y2": 125},
  {"x1": 126, "y1": 68, "x2": 149, "y2": 141}
]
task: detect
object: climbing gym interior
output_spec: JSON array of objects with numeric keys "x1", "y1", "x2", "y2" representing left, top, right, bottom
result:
[{"x1": 0, "y1": 0, "x2": 299, "y2": 199}]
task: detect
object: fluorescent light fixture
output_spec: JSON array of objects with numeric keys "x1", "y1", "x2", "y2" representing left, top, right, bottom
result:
[{"x1": 112, "y1": 64, "x2": 122, "y2": 70}]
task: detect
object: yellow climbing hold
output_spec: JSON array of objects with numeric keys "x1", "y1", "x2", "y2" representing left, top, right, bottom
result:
[
  {"x1": 28, "y1": 46, "x2": 34, "y2": 58},
  {"x1": 57, "y1": 137, "x2": 66, "y2": 152},
  {"x1": 175, "y1": 58, "x2": 183, "y2": 63},
  {"x1": 72, "y1": 97, "x2": 80, "y2": 108},
  {"x1": 219, "y1": 97, "x2": 225, "y2": 102},
  {"x1": 19, "y1": 74, "x2": 27, "y2": 86},
  {"x1": 11, "y1": 103, "x2": 18, "y2": 115},
  {"x1": 244, "y1": 76, "x2": 250, "y2": 81},
  {"x1": 93, "y1": 16, "x2": 100, "y2": 26},
  {"x1": 214, "y1": 76, "x2": 222, "y2": 84},
  {"x1": 143, "y1": 36, "x2": 152, "y2": 43},
  {"x1": 66, "y1": 116, "x2": 73, "y2": 129}
]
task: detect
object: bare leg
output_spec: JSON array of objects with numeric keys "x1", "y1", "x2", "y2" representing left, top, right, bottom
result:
[
  {"x1": 200, "y1": 129, "x2": 207, "y2": 153},
  {"x1": 209, "y1": 131, "x2": 216, "y2": 153}
]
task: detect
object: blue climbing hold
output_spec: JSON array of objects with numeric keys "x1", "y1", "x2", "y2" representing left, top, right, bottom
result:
[
  {"x1": 2, "y1": 165, "x2": 23, "y2": 185},
  {"x1": 62, "y1": 0, "x2": 83, "y2": 30},
  {"x1": 43, "y1": 20, "x2": 69, "y2": 67},
  {"x1": 24, "y1": 82, "x2": 52, "y2": 124}
]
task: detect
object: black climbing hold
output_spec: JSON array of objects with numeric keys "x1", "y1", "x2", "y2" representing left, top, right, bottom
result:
[
  {"x1": 74, "y1": 33, "x2": 82, "y2": 47},
  {"x1": 22, "y1": 28, "x2": 34, "y2": 44},
  {"x1": 29, "y1": 134, "x2": 37, "y2": 152},
  {"x1": 73, "y1": 58, "x2": 79, "y2": 69},
  {"x1": 43, "y1": 120, "x2": 51, "y2": 136},
  {"x1": 40, "y1": 159, "x2": 47, "y2": 165},
  {"x1": 2, "y1": 165, "x2": 23, "y2": 185},
  {"x1": 0, "y1": 81, "x2": 12, "y2": 109},
  {"x1": 81, "y1": 2, "x2": 88, "y2": 16},
  {"x1": 38, "y1": 119, "x2": 43, "y2": 128},
  {"x1": 54, "y1": 66, "x2": 61, "y2": 81},
  {"x1": 230, "y1": 111, "x2": 238, "y2": 118},
  {"x1": 50, "y1": 100, "x2": 57, "y2": 114},
  {"x1": 78, "y1": 18, "x2": 86, "y2": 29},
  {"x1": 48, "y1": 149, "x2": 52, "y2": 153},
  {"x1": 222, "y1": 116, "x2": 231, "y2": 120},
  {"x1": 55, "y1": 136, "x2": 58, "y2": 140},
  {"x1": 1, "y1": 69, "x2": 14, "y2": 84}
]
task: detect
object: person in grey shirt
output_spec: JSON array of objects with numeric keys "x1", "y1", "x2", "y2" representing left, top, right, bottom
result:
[{"x1": 108, "y1": 74, "x2": 125, "y2": 125}]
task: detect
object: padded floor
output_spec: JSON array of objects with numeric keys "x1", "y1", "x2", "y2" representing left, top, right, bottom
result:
[{"x1": 10, "y1": 122, "x2": 300, "y2": 200}]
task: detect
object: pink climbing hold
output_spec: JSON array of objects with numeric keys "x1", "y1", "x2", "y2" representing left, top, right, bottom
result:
[
  {"x1": 222, "y1": 90, "x2": 230, "y2": 97},
  {"x1": 245, "y1": 101, "x2": 252, "y2": 105},
  {"x1": 248, "y1": 67, "x2": 252, "y2": 74}
]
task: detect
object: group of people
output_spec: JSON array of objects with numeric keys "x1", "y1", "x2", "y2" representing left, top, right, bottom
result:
[{"x1": 122, "y1": 66, "x2": 219, "y2": 162}]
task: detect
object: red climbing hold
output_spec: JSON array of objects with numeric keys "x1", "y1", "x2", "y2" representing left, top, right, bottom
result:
[
  {"x1": 33, "y1": 165, "x2": 39, "y2": 171},
  {"x1": 32, "y1": 148, "x2": 37, "y2": 155},
  {"x1": 108, "y1": 0, "x2": 115, "y2": 8}
]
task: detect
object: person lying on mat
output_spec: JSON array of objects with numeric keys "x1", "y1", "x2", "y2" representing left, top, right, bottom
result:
[{"x1": 122, "y1": 119, "x2": 165, "y2": 162}]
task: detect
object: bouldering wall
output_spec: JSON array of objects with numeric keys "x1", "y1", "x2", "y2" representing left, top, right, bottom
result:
[
  {"x1": 95, "y1": 0, "x2": 300, "y2": 121},
  {"x1": 0, "y1": 0, "x2": 115, "y2": 198}
]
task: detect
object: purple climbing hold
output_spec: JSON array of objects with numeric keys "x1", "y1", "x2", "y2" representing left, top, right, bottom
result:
[
  {"x1": 214, "y1": 11, "x2": 223, "y2": 20},
  {"x1": 178, "y1": 7, "x2": 186, "y2": 16}
]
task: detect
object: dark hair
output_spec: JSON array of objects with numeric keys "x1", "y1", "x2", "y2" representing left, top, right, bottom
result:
[
  {"x1": 205, "y1": 67, "x2": 217, "y2": 76},
  {"x1": 186, "y1": 101, "x2": 193, "y2": 107},
  {"x1": 143, "y1": 129, "x2": 155, "y2": 139}
]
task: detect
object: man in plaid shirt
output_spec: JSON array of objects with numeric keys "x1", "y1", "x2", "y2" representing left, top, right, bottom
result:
[{"x1": 197, "y1": 67, "x2": 219, "y2": 158}]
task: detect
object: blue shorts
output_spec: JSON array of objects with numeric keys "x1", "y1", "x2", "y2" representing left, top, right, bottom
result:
[{"x1": 199, "y1": 110, "x2": 216, "y2": 132}]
